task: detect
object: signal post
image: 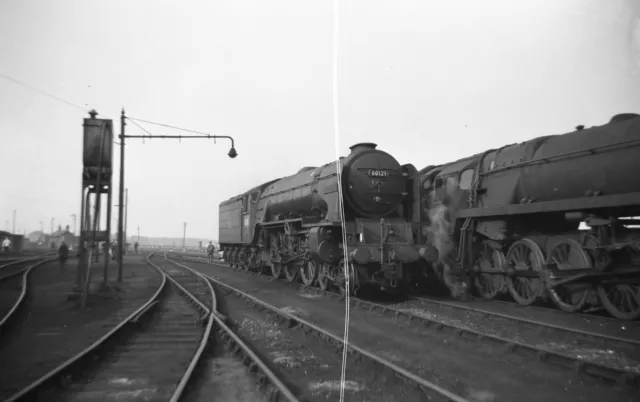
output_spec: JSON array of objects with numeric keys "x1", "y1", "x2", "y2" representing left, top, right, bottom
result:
[{"x1": 115, "y1": 110, "x2": 238, "y2": 281}]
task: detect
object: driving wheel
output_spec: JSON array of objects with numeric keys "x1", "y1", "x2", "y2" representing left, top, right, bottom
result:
[
  {"x1": 505, "y1": 239, "x2": 545, "y2": 305},
  {"x1": 300, "y1": 260, "x2": 318, "y2": 287},
  {"x1": 546, "y1": 239, "x2": 592, "y2": 313},
  {"x1": 318, "y1": 263, "x2": 331, "y2": 291},
  {"x1": 473, "y1": 241, "x2": 506, "y2": 300},
  {"x1": 284, "y1": 263, "x2": 300, "y2": 283}
]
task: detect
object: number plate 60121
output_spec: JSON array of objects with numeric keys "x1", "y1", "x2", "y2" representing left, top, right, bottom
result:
[{"x1": 368, "y1": 169, "x2": 389, "y2": 177}]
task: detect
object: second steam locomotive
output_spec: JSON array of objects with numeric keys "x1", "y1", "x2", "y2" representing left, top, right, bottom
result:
[
  {"x1": 420, "y1": 113, "x2": 640, "y2": 320},
  {"x1": 219, "y1": 143, "x2": 439, "y2": 295}
]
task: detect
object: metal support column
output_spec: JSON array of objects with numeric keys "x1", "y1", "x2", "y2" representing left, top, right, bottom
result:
[
  {"x1": 117, "y1": 109, "x2": 126, "y2": 282},
  {"x1": 124, "y1": 188, "x2": 128, "y2": 255},
  {"x1": 104, "y1": 179, "x2": 113, "y2": 286},
  {"x1": 77, "y1": 187, "x2": 86, "y2": 288}
]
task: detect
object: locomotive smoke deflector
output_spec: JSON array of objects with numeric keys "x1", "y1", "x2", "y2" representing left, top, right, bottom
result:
[{"x1": 349, "y1": 142, "x2": 378, "y2": 154}]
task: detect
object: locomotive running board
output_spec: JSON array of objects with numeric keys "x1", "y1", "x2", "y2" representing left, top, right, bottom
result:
[{"x1": 456, "y1": 191, "x2": 640, "y2": 219}]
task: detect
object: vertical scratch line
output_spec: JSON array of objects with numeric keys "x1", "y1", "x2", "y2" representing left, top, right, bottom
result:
[{"x1": 332, "y1": 0, "x2": 351, "y2": 401}]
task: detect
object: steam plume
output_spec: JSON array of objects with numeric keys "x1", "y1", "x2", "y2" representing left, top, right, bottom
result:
[{"x1": 424, "y1": 177, "x2": 469, "y2": 298}]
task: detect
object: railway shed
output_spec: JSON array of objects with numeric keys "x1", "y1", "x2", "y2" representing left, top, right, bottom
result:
[{"x1": 0, "y1": 230, "x2": 25, "y2": 253}]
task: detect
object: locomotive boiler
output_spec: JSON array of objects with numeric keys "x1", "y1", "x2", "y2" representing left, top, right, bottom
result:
[
  {"x1": 219, "y1": 143, "x2": 438, "y2": 295},
  {"x1": 420, "y1": 113, "x2": 640, "y2": 320}
]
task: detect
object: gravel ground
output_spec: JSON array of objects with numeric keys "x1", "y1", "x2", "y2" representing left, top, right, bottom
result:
[
  {"x1": 150, "y1": 257, "x2": 269, "y2": 402},
  {"x1": 183, "y1": 344, "x2": 270, "y2": 402},
  {"x1": 213, "y1": 281, "x2": 434, "y2": 402},
  {"x1": 0, "y1": 264, "x2": 31, "y2": 320},
  {"x1": 160, "y1": 257, "x2": 431, "y2": 401},
  {"x1": 0, "y1": 254, "x2": 162, "y2": 400},
  {"x1": 55, "y1": 283, "x2": 202, "y2": 402},
  {"x1": 182, "y1": 259, "x2": 640, "y2": 402},
  {"x1": 394, "y1": 298, "x2": 640, "y2": 374},
  {"x1": 437, "y1": 298, "x2": 640, "y2": 341}
]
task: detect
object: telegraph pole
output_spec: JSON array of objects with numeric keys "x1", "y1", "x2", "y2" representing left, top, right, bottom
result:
[
  {"x1": 137, "y1": 225, "x2": 140, "y2": 242},
  {"x1": 182, "y1": 222, "x2": 187, "y2": 249},
  {"x1": 12, "y1": 210, "x2": 16, "y2": 234},
  {"x1": 40, "y1": 220, "x2": 43, "y2": 233},
  {"x1": 124, "y1": 188, "x2": 128, "y2": 255},
  {"x1": 117, "y1": 109, "x2": 126, "y2": 282},
  {"x1": 51, "y1": 218, "x2": 54, "y2": 234}
]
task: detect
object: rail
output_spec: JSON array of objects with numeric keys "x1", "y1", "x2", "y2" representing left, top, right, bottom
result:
[
  {"x1": 0, "y1": 257, "x2": 57, "y2": 337},
  {"x1": 170, "y1": 253, "x2": 640, "y2": 388},
  {"x1": 5, "y1": 254, "x2": 168, "y2": 402},
  {"x1": 146, "y1": 256, "x2": 214, "y2": 402},
  {"x1": 165, "y1": 255, "x2": 469, "y2": 402},
  {"x1": 162, "y1": 253, "x2": 300, "y2": 402}
]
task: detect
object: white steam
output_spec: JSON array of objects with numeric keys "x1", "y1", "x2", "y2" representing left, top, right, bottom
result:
[{"x1": 424, "y1": 177, "x2": 469, "y2": 298}]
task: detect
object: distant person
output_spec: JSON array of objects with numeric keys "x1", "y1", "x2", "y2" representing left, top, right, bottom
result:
[
  {"x1": 206, "y1": 241, "x2": 215, "y2": 263},
  {"x1": 111, "y1": 240, "x2": 117, "y2": 260},
  {"x1": 2, "y1": 237, "x2": 11, "y2": 254},
  {"x1": 58, "y1": 240, "x2": 69, "y2": 271},
  {"x1": 102, "y1": 242, "x2": 110, "y2": 261},
  {"x1": 134, "y1": 241, "x2": 139, "y2": 254}
]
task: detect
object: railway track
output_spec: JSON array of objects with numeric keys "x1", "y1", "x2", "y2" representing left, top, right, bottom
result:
[
  {"x1": 408, "y1": 295, "x2": 640, "y2": 352},
  {"x1": 164, "y1": 254, "x2": 469, "y2": 402},
  {"x1": 0, "y1": 256, "x2": 57, "y2": 340},
  {"x1": 0, "y1": 255, "x2": 49, "y2": 272},
  {"x1": 154, "y1": 255, "x2": 298, "y2": 402},
  {"x1": 2, "y1": 253, "x2": 299, "y2": 402},
  {"x1": 0, "y1": 258, "x2": 24, "y2": 264},
  {"x1": 169, "y1": 253, "x2": 640, "y2": 391}
]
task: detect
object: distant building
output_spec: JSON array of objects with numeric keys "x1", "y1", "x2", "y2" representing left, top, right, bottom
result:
[
  {"x1": 48, "y1": 225, "x2": 77, "y2": 250},
  {"x1": 26, "y1": 230, "x2": 46, "y2": 245}
]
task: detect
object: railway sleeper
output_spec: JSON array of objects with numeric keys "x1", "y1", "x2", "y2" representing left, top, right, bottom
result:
[{"x1": 194, "y1": 256, "x2": 640, "y2": 391}]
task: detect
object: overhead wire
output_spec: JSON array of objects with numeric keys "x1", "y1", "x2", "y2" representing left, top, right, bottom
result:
[
  {"x1": 0, "y1": 74, "x2": 225, "y2": 142},
  {"x1": 0, "y1": 73, "x2": 110, "y2": 118}
]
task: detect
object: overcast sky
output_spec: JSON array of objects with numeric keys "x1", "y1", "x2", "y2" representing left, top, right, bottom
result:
[{"x1": 1, "y1": 0, "x2": 639, "y2": 239}]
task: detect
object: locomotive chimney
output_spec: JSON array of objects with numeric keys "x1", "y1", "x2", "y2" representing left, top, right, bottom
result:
[{"x1": 349, "y1": 142, "x2": 377, "y2": 155}]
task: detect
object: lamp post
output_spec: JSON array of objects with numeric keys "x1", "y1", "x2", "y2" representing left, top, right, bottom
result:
[{"x1": 116, "y1": 110, "x2": 238, "y2": 282}]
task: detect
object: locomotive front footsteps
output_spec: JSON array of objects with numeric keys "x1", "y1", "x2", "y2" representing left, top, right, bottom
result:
[
  {"x1": 419, "y1": 113, "x2": 640, "y2": 320},
  {"x1": 219, "y1": 143, "x2": 439, "y2": 297}
]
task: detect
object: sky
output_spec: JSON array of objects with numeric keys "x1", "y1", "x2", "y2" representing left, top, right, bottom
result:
[{"x1": 1, "y1": 0, "x2": 639, "y2": 239}]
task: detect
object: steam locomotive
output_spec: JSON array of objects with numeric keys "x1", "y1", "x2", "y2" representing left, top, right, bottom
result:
[
  {"x1": 420, "y1": 113, "x2": 640, "y2": 320},
  {"x1": 219, "y1": 143, "x2": 439, "y2": 295}
]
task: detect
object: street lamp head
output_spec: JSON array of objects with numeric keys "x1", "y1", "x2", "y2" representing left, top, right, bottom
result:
[{"x1": 228, "y1": 147, "x2": 238, "y2": 159}]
